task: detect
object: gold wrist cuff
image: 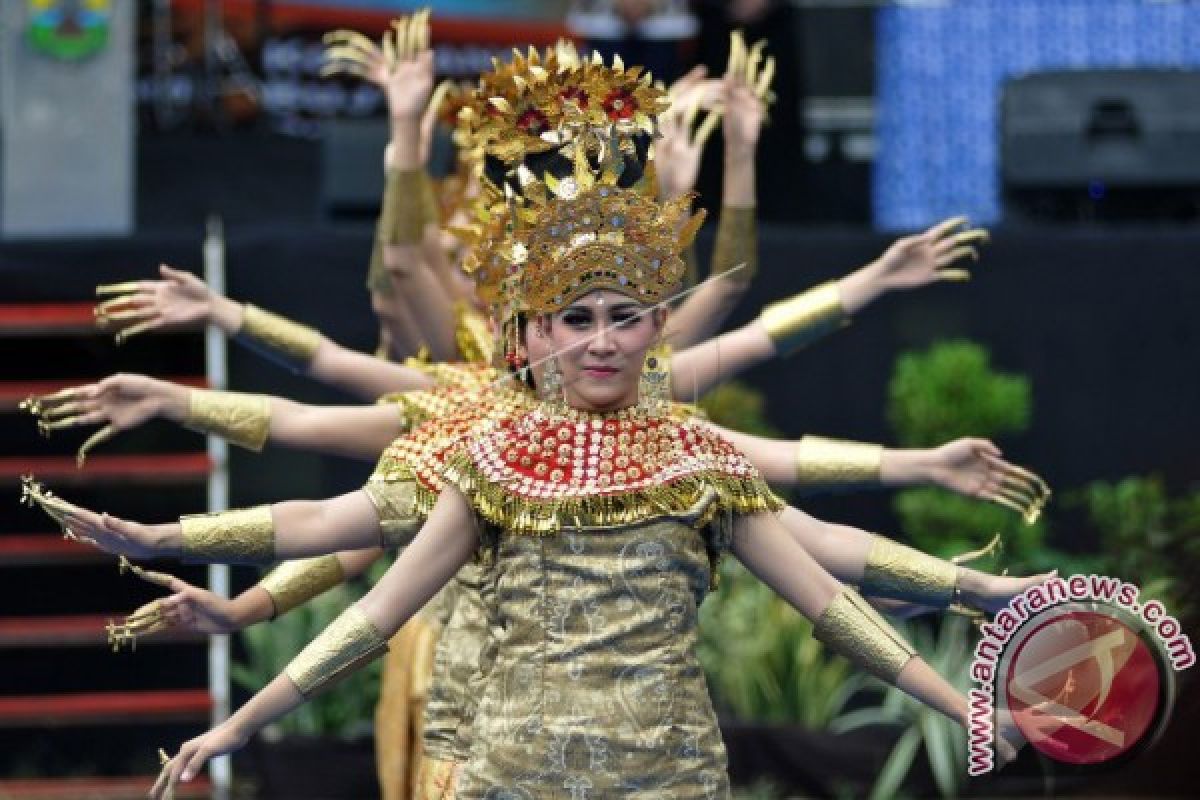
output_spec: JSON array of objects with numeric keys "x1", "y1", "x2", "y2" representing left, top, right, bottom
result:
[
  {"x1": 185, "y1": 390, "x2": 271, "y2": 452},
  {"x1": 285, "y1": 605, "x2": 388, "y2": 698},
  {"x1": 259, "y1": 555, "x2": 346, "y2": 617},
  {"x1": 419, "y1": 172, "x2": 440, "y2": 229},
  {"x1": 814, "y1": 586, "x2": 917, "y2": 684},
  {"x1": 379, "y1": 168, "x2": 429, "y2": 245},
  {"x1": 363, "y1": 480, "x2": 422, "y2": 549},
  {"x1": 237, "y1": 305, "x2": 320, "y2": 372},
  {"x1": 180, "y1": 505, "x2": 275, "y2": 564},
  {"x1": 795, "y1": 436, "x2": 883, "y2": 486},
  {"x1": 861, "y1": 535, "x2": 958, "y2": 608},
  {"x1": 758, "y1": 281, "x2": 848, "y2": 356},
  {"x1": 712, "y1": 205, "x2": 757, "y2": 282}
]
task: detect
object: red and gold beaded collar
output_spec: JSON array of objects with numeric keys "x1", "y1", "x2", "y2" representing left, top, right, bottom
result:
[
  {"x1": 442, "y1": 405, "x2": 781, "y2": 535},
  {"x1": 371, "y1": 381, "x2": 536, "y2": 514}
]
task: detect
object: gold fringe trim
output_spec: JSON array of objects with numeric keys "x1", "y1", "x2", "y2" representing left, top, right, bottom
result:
[{"x1": 441, "y1": 449, "x2": 782, "y2": 537}]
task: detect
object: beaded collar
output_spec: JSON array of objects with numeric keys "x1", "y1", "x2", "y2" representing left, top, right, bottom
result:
[{"x1": 442, "y1": 403, "x2": 781, "y2": 535}]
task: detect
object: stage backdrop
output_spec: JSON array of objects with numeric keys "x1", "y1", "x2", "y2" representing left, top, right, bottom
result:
[{"x1": 874, "y1": 0, "x2": 1200, "y2": 230}]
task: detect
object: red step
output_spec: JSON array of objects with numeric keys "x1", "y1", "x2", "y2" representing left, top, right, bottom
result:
[
  {"x1": 0, "y1": 303, "x2": 98, "y2": 336},
  {"x1": 0, "y1": 453, "x2": 212, "y2": 485},
  {"x1": 0, "y1": 615, "x2": 206, "y2": 648},
  {"x1": 0, "y1": 377, "x2": 209, "y2": 412},
  {"x1": 0, "y1": 775, "x2": 212, "y2": 799},
  {"x1": 0, "y1": 534, "x2": 107, "y2": 567},
  {"x1": 0, "y1": 689, "x2": 212, "y2": 727}
]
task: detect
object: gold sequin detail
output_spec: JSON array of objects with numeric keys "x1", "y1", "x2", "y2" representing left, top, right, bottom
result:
[
  {"x1": 861, "y1": 535, "x2": 957, "y2": 607},
  {"x1": 758, "y1": 281, "x2": 848, "y2": 357},
  {"x1": 184, "y1": 390, "x2": 271, "y2": 452},
  {"x1": 259, "y1": 555, "x2": 346, "y2": 617},
  {"x1": 285, "y1": 605, "x2": 389, "y2": 698},
  {"x1": 813, "y1": 587, "x2": 916, "y2": 684},
  {"x1": 238, "y1": 305, "x2": 320, "y2": 369},
  {"x1": 794, "y1": 435, "x2": 883, "y2": 485},
  {"x1": 180, "y1": 505, "x2": 274, "y2": 565}
]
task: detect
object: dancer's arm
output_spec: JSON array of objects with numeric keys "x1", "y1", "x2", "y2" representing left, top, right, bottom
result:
[
  {"x1": 34, "y1": 479, "x2": 421, "y2": 564},
  {"x1": 94, "y1": 266, "x2": 437, "y2": 400},
  {"x1": 28, "y1": 374, "x2": 417, "y2": 462},
  {"x1": 668, "y1": 217, "x2": 989, "y2": 398},
  {"x1": 111, "y1": 548, "x2": 386, "y2": 645},
  {"x1": 666, "y1": 73, "x2": 763, "y2": 348},
  {"x1": 710, "y1": 426, "x2": 1048, "y2": 518},
  {"x1": 148, "y1": 488, "x2": 477, "y2": 798},
  {"x1": 732, "y1": 511, "x2": 967, "y2": 727}
]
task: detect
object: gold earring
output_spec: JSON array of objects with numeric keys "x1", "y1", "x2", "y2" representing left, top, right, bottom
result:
[{"x1": 638, "y1": 342, "x2": 671, "y2": 415}]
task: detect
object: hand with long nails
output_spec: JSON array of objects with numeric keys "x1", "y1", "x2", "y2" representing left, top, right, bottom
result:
[
  {"x1": 107, "y1": 557, "x2": 241, "y2": 652},
  {"x1": 721, "y1": 31, "x2": 773, "y2": 152},
  {"x1": 921, "y1": 438, "x2": 1051, "y2": 523},
  {"x1": 321, "y1": 9, "x2": 435, "y2": 120},
  {"x1": 20, "y1": 478, "x2": 172, "y2": 560},
  {"x1": 656, "y1": 66, "x2": 722, "y2": 202},
  {"x1": 151, "y1": 723, "x2": 248, "y2": 799},
  {"x1": 871, "y1": 216, "x2": 990, "y2": 290},
  {"x1": 21, "y1": 374, "x2": 185, "y2": 466},
  {"x1": 94, "y1": 265, "x2": 218, "y2": 344}
]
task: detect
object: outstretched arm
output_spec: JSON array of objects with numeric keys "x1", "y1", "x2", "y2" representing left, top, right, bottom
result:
[
  {"x1": 149, "y1": 487, "x2": 477, "y2": 798},
  {"x1": 709, "y1": 426, "x2": 1049, "y2": 520},
  {"x1": 732, "y1": 511, "x2": 967, "y2": 727},
  {"x1": 95, "y1": 266, "x2": 437, "y2": 400},
  {"x1": 27, "y1": 374, "x2": 416, "y2": 462},
  {"x1": 668, "y1": 217, "x2": 989, "y2": 398},
  {"x1": 30, "y1": 478, "x2": 416, "y2": 564},
  {"x1": 109, "y1": 548, "x2": 385, "y2": 648}
]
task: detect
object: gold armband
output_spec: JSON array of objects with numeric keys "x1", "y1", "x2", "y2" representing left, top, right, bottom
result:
[
  {"x1": 184, "y1": 390, "x2": 271, "y2": 452},
  {"x1": 861, "y1": 535, "x2": 958, "y2": 608},
  {"x1": 795, "y1": 435, "x2": 883, "y2": 486},
  {"x1": 363, "y1": 480, "x2": 422, "y2": 549},
  {"x1": 237, "y1": 305, "x2": 320, "y2": 372},
  {"x1": 757, "y1": 281, "x2": 848, "y2": 357},
  {"x1": 682, "y1": 243, "x2": 700, "y2": 288},
  {"x1": 712, "y1": 206, "x2": 757, "y2": 282},
  {"x1": 285, "y1": 605, "x2": 388, "y2": 698},
  {"x1": 180, "y1": 505, "x2": 274, "y2": 564},
  {"x1": 814, "y1": 586, "x2": 917, "y2": 684},
  {"x1": 259, "y1": 555, "x2": 346, "y2": 617},
  {"x1": 366, "y1": 239, "x2": 393, "y2": 296},
  {"x1": 379, "y1": 168, "x2": 429, "y2": 246},
  {"x1": 419, "y1": 171, "x2": 440, "y2": 229}
]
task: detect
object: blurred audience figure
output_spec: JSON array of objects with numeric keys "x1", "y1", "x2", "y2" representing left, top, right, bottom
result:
[{"x1": 566, "y1": 0, "x2": 697, "y2": 81}]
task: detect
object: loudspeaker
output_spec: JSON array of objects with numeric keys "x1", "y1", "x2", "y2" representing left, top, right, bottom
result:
[{"x1": 1001, "y1": 69, "x2": 1200, "y2": 222}]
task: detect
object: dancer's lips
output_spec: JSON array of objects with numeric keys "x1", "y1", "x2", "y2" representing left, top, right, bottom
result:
[{"x1": 582, "y1": 365, "x2": 619, "y2": 379}]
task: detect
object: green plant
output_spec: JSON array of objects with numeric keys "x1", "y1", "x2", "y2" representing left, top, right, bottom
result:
[
  {"x1": 1071, "y1": 476, "x2": 1200, "y2": 620},
  {"x1": 697, "y1": 380, "x2": 855, "y2": 727},
  {"x1": 831, "y1": 616, "x2": 973, "y2": 800},
  {"x1": 232, "y1": 574, "x2": 383, "y2": 739},
  {"x1": 887, "y1": 340, "x2": 1048, "y2": 570},
  {"x1": 887, "y1": 340, "x2": 1029, "y2": 449},
  {"x1": 699, "y1": 559, "x2": 863, "y2": 728}
]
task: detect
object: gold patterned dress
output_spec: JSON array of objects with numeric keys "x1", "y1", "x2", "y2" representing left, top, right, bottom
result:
[{"x1": 439, "y1": 405, "x2": 782, "y2": 798}]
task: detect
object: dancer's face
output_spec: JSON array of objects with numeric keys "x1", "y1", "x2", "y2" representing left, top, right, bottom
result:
[{"x1": 541, "y1": 290, "x2": 665, "y2": 413}]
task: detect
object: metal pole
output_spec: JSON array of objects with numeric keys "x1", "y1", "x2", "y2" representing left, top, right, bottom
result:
[{"x1": 203, "y1": 215, "x2": 233, "y2": 800}]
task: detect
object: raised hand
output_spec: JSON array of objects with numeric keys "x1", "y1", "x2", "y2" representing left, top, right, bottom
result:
[
  {"x1": 656, "y1": 66, "x2": 721, "y2": 201},
  {"x1": 22, "y1": 374, "x2": 184, "y2": 465},
  {"x1": 924, "y1": 438, "x2": 1051, "y2": 523},
  {"x1": 94, "y1": 265, "x2": 215, "y2": 343},
  {"x1": 322, "y1": 9, "x2": 435, "y2": 120},
  {"x1": 721, "y1": 30, "x2": 773, "y2": 155},
  {"x1": 870, "y1": 216, "x2": 991, "y2": 291},
  {"x1": 20, "y1": 477, "x2": 170, "y2": 560},
  {"x1": 107, "y1": 558, "x2": 242, "y2": 651}
]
